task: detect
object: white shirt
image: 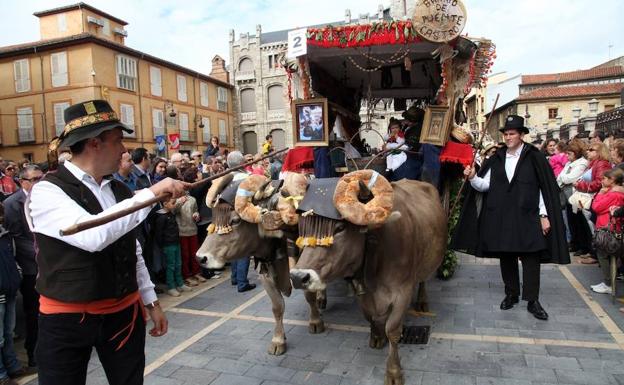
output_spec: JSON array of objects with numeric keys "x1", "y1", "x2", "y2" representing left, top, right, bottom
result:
[
  {"x1": 470, "y1": 144, "x2": 547, "y2": 216},
  {"x1": 28, "y1": 160, "x2": 158, "y2": 305}
]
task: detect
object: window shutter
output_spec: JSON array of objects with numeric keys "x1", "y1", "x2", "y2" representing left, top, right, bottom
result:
[
  {"x1": 51, "y1": 52, "x2": 68, "y2": 87},
  {"x1": 152, "y1": 109, "x2": 164, "y2": 137},
  {"x1": 219, "y1": 119, "x2": 227, "y2": 144},
  {"x1": 53, "y1": 102, "x2": 70, "y2": 136},
  {"x1": 120, "y1": 104, "x2": 135, "y2": 137},
  {"x1": 179, "y1": 113, "x2": 189, "y2": 141},
  {"x1": 17, "y1": 107, "x2": 34, "y2": 142},
  {"x1": 200, "y1": 82, "x2": 209, "y2": 107},
  {"x1": 177, "y1": 75, "x2": 187, "y2": 102},
  {"x1": 150, "y1": 67, "x2": 162, "y2": 96},
  {"x1": 14, "y1": 59, "x2": 30, "y2": 93},
  {"x1": 57, "y1": 14, "x2": 67, "y2": 32},
  {"x1": 201, "y1": 117, "x2": 211, "y2": 142}
]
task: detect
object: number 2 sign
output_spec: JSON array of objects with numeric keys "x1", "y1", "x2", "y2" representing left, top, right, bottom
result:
[{"x1": 287, "y1": 28, "x2": 307, "y2": 59}]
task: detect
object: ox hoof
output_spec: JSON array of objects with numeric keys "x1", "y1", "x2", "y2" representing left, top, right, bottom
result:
[
  {"x1": 384, "y1": 370, "x2": 404, "y2": 385},
  {"x1": 267, "y1": 342, "x2": 287, "y2": 355},
  {"x1": 369, "y1": 334, "x2": 387, "y2": 349},
  {"x1": 308, "y1": 320, "x2": 325, "y2": 334},
  {"x1": 316, "y1": 297, "x2": 327, "y2": 310}
]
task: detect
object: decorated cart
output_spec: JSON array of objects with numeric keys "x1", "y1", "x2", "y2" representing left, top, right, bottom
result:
[{"x1": 279, "y1": 0, "x2": 496, "y2": 278}]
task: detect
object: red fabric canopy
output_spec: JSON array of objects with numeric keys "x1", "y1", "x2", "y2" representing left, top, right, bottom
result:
[
  {"x1": 307, "y1": 21, "x2": 422, "y2": 49},
  {"x1": 282, "y1": 147, "x2": 315, "y2": 172}
]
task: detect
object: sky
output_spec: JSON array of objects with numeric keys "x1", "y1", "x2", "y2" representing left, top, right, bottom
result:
[{"x1": 1, "y1": 0, "x2": 622, "y2": 79}]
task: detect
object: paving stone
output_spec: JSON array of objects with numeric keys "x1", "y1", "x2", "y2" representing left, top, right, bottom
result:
[
  {"x1": 279, "y1": 356, "x2": 328, "y2": 373},
  {"x1": 524, "y1": 354, "x2": 580, "y2": 370},
  {"x1": 244, "y1": 363, "x2": 297, "y2": 382},
  {"x1": 476, "y1": 376, "x2": 531, "y2": 385},
  {"x1": 545, "y1": 345, "x2": 600, "y2": 359},
  {"x1": 477, "y1": 352, "x2": 527, "y2": 367},
  {"x1": 578, "y1": 358, "x2": 624, "y2": 373},
  {"x1": 555, "y1": 368, "x2": 617, "y2": 385},
  {"x1": 497, "y1": 365, "x2": 557, "y2": 383},
  {"x1": 497, "y1": 342, "x2": 548, "y2": 355},
  {"x1": 322, "y1": 361, "x2": 375, "y2": 380},
  {"x1": 169, "y1": 366, "x2": 220, "y2": 384},
  {"x1": 168, "y1": 351, "x2": 215, "y2": 368},
  {"x1": 421, "y1": 371, "x2": 476, "y2": 385},
  {"x1": 204, "y1": 357, "x2": 254, "y2": 375},
  {"x1": 152, "y1": 362, "x2": 182, "y2": 377},
  {"x1": 444, "y1": 360, "x2": 501, "y2": 377},
  {"x1": 141, "y1": 374, "x2": 184, "y2": 385},
  {"x1": 290, "y1": 370, "x2": 343, "y2": 385},
  {"x1": 209, "y1": 373, "x2": 262, "y2": 385}
]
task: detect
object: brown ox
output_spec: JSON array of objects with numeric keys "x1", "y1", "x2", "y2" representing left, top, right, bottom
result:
[
  {"x1": 196, "y1": 173, "x2": 326, "y2": 356},
  {"x1": 290, "y1": 171, "x2": 446, "y2": 385}
]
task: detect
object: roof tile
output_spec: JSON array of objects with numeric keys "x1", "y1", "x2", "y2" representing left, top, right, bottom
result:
[
  {"x1": 516, "y1": 83, "x2": 624, "y2": 101},
  {"x1": 521, "y1": 66, "x2": 624, "y2": 85}
]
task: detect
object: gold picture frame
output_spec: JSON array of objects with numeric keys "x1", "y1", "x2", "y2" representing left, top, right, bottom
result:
[
  {"x1": 420, "y1": 105, "x2": 452, "y2": 146},
  {"x1": 291, "y1": 98, "x2": 329, "y2": 147}
]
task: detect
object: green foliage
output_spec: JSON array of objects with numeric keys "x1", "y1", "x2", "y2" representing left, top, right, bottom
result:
[{"x1": 437, "y1": 179, "x2": 463, "y2": 280}]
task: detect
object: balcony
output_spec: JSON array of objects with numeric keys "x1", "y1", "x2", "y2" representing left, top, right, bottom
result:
[
  {"x1": 17, "y1": 128, "x2": 35, "y2": 143},
  {"x1": 179, "y1": 130, "x2": 197, "y2": 143},
  {"x1": 236, "y1": 70, "x2": 256, "y2": 82},
  {"x1": 241, "y1": 112, "x2": 257, "y2": 123},
  {"x1": 267, "y1": 109, "x2": 285, "y2": 121}
]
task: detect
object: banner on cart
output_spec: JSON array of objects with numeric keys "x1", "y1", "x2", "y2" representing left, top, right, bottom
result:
[{"x1": 287, "y1": 28, "x2": 307, "y2": 59}]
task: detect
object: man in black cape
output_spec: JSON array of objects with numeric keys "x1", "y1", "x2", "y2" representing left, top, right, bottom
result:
[{"x1": 451, "y1": 115, "x2": 569, "y2": 320}]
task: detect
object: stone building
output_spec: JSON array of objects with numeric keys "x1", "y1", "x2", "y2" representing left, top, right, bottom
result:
[{"x1": 0, "y1": 2, "x2": 234, "y2": 162}]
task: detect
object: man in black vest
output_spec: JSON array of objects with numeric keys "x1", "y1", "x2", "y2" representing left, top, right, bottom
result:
[
  {"x1": 28, "y1": 100, "x2": 188, "y2": 385},
  {"x1": 452, "y1": 115, "x2": 569, "y2": 321}
]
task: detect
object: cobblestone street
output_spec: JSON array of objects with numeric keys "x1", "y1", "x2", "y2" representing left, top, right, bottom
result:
[{"x1": 17, "y1": 254, "x2": 624, "y2": 385}]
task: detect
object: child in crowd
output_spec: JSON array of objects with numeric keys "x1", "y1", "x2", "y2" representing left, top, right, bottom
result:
[
  {"x1": 590, "y1": 168, "x2": 624, "y2": 294},
  {"x1": 384, "y1": 119, "x2": 408, "y2": 173},
  {"x1": 548, "y1": 141, "x2": 568, "y2": 177},
  {"x1": 174, "y1": 169, "x2": 205, "y2": 287},
  {"x1": 154, "y1": 199, "x2": 192, "y2": 297}
]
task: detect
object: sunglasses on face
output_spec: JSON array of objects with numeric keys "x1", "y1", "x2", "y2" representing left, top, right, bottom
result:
[
  {"x1": 5, "y1": 167, "x2": 15, "y2": 171},
  {"x1": 22, "y1": 176, "x2": 43, "y2": 182}
]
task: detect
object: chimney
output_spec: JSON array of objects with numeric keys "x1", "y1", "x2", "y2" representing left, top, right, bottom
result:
[
  {"x1": 210, "y1": 55, "x2": 229, "y2": 83},
  {"x1": 345, "y1": 9, "x2": 351, "y2": 24},
  {"x1": 378, "y1": 4, "x2": 384, "y2": 20}
]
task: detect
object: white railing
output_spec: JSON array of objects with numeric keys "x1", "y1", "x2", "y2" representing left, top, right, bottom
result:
[
  {"x1": 241, "y1": 112, "x2": 257, "y2": 122},
  {"x1": 267, "y1": 109, "x2": 285, "y2": 121},
  {"x1": 236, "y1": 70, "x2": 255, "y2": 81}
]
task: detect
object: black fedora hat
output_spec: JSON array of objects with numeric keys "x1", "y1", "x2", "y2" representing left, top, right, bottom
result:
[
  {"x1": 50, "y1": 100, "x2": 133, "y2": 151},
  {"x1": 402, "y1": 105, "x2": 425, "y2": 122},
  {"x1": 499, "y1": 115, "x2": 529, "y2": 134}
]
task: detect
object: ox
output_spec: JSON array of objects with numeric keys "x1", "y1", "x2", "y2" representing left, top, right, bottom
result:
[
  {"x1": 196, "y1": 173, "x2": 326, "y2": 355},
  {"x1": 290, "y1": 170, "x2": 447, "y2": 385}
]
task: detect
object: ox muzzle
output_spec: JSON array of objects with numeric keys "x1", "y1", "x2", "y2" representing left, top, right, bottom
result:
[
  {"x1": 196, "y1": 252, "x2": 225, "y2": 270},
  {"x1": 289, "y1": 269, "x2": 325, "y2": 291}
]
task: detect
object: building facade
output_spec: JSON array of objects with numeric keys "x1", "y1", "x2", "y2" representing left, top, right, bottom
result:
[{"x1": 0, "y1": 3, "x2": 234, "y2": 162}]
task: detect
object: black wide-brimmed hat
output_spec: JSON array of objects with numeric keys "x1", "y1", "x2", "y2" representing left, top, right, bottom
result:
[
  {"x1": 49, "y1": 100, "x2": 133, "y2": 152},
  {"x1": 499, "y1": 115, "x2": 529, "y2": 134},
  {"x1": 402, "y1": 105, "x2": 425, "y2": 122}
]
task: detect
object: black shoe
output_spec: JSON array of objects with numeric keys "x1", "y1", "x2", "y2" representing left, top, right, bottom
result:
[
  {"x1": 238, "y1": 283, "x2": 256, "y2": 293},
  {"x1": 527, "y1": 300, "x2": 548, "y2": 320},
  {"x1": 27, "y1": 352, "x2": 36, "y2": 368},
  {"x1": 500, "y1": 295, "x2": 519, "y2": 310}
]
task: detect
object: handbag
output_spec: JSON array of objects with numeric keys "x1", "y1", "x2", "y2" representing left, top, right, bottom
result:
[
  {"x1": 568, "y1": 190, "x2": 593, "y2": 213},
  {"x1": 592, "y1": 216, "x2": 624, "y2": 257}
]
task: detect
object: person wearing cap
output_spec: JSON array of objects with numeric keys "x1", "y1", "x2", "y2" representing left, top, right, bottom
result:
[
  {"x1": 452, "y1": 115, "x2": 569, "y2": 321},
  {"x1": 28, "y1": 100, "x2": 189, "y2": 384}
]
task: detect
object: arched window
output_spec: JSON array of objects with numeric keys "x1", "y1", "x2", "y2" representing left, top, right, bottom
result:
[
  {"x1": 267, "y1": 85, "x2": 284, "y2": 110},
  {"x1": 270, "y1": 128, "x2": 285, "y2": 150},
  {"x1": 240, "y1": 89, "x2": 256, "y2": 113},
  {"x1": 243, "y1": 131, "x2": 258, "y2": 154},
  {"x1": 239, "y1": 58, "x2": 253, "y2": 72}
]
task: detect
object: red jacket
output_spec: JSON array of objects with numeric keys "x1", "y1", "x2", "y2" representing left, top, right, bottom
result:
[
  {"x1": 575, "y1": 159, "x2": 611, "y2": 193},
  {"x1": 591, "y1": 188, "x2": 624, "y2": 229}
]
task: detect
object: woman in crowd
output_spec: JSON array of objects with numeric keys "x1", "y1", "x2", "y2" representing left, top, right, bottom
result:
[
  {"x1": 557, "y1": 140, "x2": 588, "y2": 248},
  {"x1": 541, "y1": 138, "x2": 557, "y2": 160},
  {"x1": 573, "y1": 142, "x2": 612, "y2": 263},
  {"x1": 0, "y1": 161, "x2": 19, "y2": 200},
  {"x1": 204, "y1": 136, "x2": 221, "y2": 159},
  {"x1": 610, "y1": 138, "x2": 624, "y2": 170},
  {"x1": 150, "y1": 158, "x2": 168, "y2": 183},
  {"x1": 589, "y1": 168, "x2": 624, "y2": 294}
]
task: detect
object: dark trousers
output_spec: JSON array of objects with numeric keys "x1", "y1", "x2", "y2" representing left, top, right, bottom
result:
[
  {"x1": 231, "y1": 257, "x2": 250, "y2": 290},
  {"x1": 20, "y1": 274, "x2": 39, "y2": 356},
  {"x1": 567, "y1": 205, "x2": 593, "y2": 253},
  {"x1": 36, "y1": 302, "x2": 146, "y2": 385},
  {"x1": 500, "y1": 253, "x2": 541, "y2": 301}
]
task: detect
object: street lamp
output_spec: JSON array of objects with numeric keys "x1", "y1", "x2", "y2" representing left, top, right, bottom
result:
[
  {"x1": 165, "y1": 100, "x2": 176, "y2": 117},
  {"x1": 572, "y1": 107, "x2": 581, "y2": 120}
]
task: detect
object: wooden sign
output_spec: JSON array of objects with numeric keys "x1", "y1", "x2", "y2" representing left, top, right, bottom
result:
[{"x1": 413, "y1": 0, "x2": 467, "y2": 43}]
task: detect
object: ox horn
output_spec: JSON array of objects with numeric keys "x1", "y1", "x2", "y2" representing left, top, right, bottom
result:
[
  {"x1": 358, "y1": 180, "x2": 373, "y2": 203},
  {"x1": 254, "y1": 179, "x2": 273, "y2": 201}
]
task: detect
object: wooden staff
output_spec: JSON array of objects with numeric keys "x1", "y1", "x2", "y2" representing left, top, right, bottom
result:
[
  {"x1": 59, "y1": 148, "x2": 289, "y2": 236},
  {"x1": 448, "y1": 93, "x2": 500, "y2": 216}
]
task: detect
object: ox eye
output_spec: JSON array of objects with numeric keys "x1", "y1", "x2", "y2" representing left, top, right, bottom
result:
[
  {"x1": 335, "y1": 223, "x2": 346, "y2": 233},
  {"x1": 231, "y1": 216, "x2": 241, "y2": 225}
]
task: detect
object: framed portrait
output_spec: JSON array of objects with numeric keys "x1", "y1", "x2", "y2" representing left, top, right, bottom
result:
[
  {"x1": 420, "y1": 105, "x2": 452, "y2": 146},
  {"x1": 291, "y1": 98, "x2": 329, "y2": 147}
]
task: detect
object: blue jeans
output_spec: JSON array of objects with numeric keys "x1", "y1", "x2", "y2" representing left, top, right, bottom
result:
[
  {"x1": 231, "y1": 257, "x2": 250, "y2": 290},
  {"x1": 0, "y1": 297, "x2": 21, "y2": 379}
]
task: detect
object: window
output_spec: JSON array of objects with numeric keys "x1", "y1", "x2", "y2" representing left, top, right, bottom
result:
[
  {"x1": 238, "y1": 58, "x2": 253, "y2": 72},
  {"x1": 150, "y1": 66, "x2": 162, "y2": 96},
  {"x1": 120, "y1": 104, "x2": 135, "y2": 137},
  {"x1": 14, "y1": 59, "x2": 30, "y2": 93},
  {"x1": 152, "y1": 109, "x2": 165, "y2": 137},
  {"x1": 179, "y1": 113, "x2": 190, "y2": 141},
  {"x1": 201, "y1": 117, "x2": 211, "y2": 143},
  {"x1": 548, "y1": 108, "x2": 558, "y2": 120},
  {"x1": 240, "y1": 89, "x2": 256, "y2": 113},
  {"x1": 218, "y1": 119, "x2": 227, "y2": 144},
  {"x1": 51, "y1": 52, "x2": 68, "y2": 87},
  {"x1": 102, "y1": 19, "x2": 110, "y2": 36},
  {"x1": 177, "y1": 74, "x2": 187, "y2": 102},
  {"x1": 267, "y1": 85, "x2": 284, "y2": 110},
  {"x1": 57, "y1": 14, "x2": 67, "y2": 32},
  {"x1": 116, "y1": 55, "x2": 137, "y2": 91},
  {"x1": 217, "y1": 87, "x2": 228, "y2": 111},
  {"x1": 17, "y1": 107, "x2": 35, "y2": 142},
  {"x1": 200, "y1": 82, "x2": 209, "y2": 107},
  {"x1": 53, "y1": 102, "x2": 70, "y2": 136},
  {"x1": 268, "y1": 54, "x2": 280, "y2": 69}
]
